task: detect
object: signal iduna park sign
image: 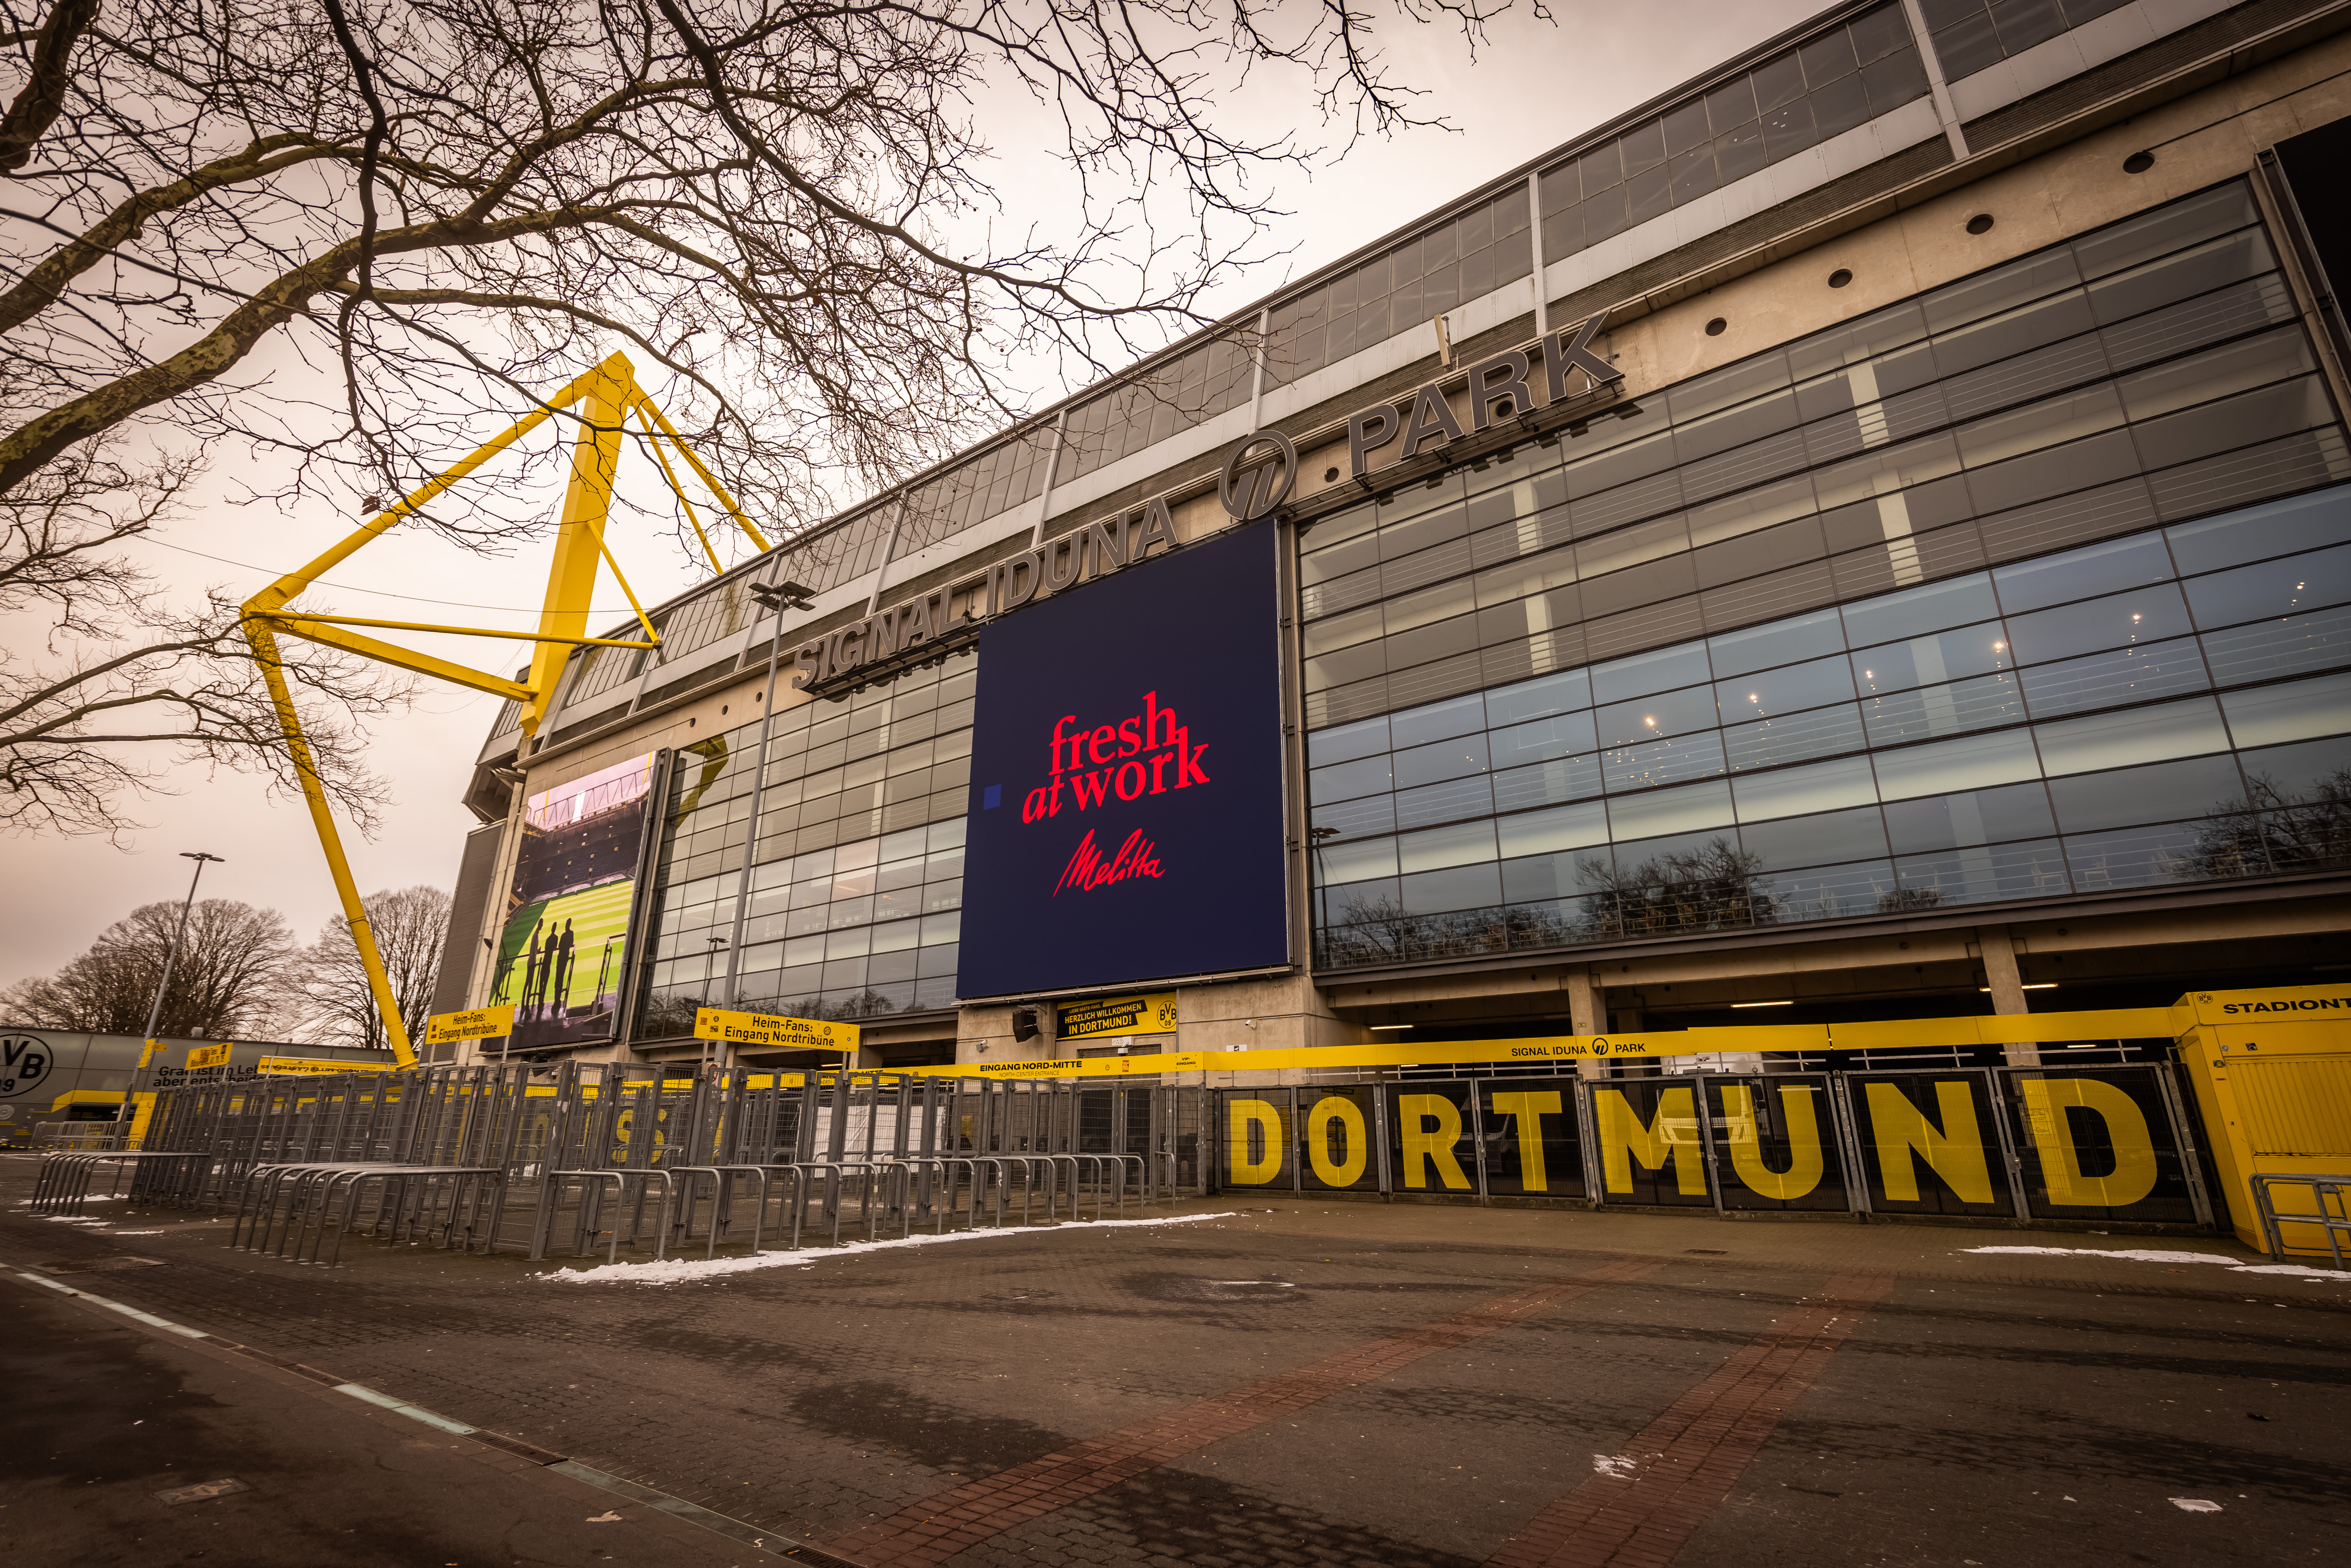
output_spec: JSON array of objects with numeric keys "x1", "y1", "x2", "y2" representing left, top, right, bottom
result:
[{"x1": 957, "y1": 522, "x2": 1288, "y2": 999}]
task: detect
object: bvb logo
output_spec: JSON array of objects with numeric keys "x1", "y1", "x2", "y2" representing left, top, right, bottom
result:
[
  {"x1": 0, "y1": 1033, "x2": 51, "y2": 1098},
  {"x1": 1219, "y1": 428, "x2": 1298, "y2": 523}
]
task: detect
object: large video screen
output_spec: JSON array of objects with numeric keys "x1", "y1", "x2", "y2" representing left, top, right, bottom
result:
[
  {"x1": 491, "y1": 751, "x2": 656, "y2": 1049},
  {"x1": 957, "y1": 522, "x2": 1287, "y2": 999}
]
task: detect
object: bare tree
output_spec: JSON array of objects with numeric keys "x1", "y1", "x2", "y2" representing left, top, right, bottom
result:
[
  {"x1": 1, "y1": 0, "x2": 1521, "y2": 836},
  {"x1": 280, "y1": 883, "x2": 449, "y2": 1049},
  {"x1": 0, "y1": 437, "x2": 407, "y2": 836},
  {"x1": 2, "y1": 895, "x2": 297, "y2": 1036},
  {"x1": 0, "y1": 0, "x2": 1514, "y2": 528}
]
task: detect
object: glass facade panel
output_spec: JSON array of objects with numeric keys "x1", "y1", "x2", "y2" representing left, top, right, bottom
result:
[
  {"x1": 635, "y1": 652, "x2": 976, "y2": 1037},
  {"x1": 1535, "y1": 5, "x2": 1930, "y2": 274},
  {"x1": 1308, "y1": 183, "x2": 2351, "y2": 970},
  {"x1": 1924, "y1": 0, "x2": 2163, "y2": 83}
]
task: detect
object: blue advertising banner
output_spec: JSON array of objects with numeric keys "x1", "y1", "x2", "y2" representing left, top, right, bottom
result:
[{"x1": 957, "y1": 522, "x2": 1288, "y2": 998}]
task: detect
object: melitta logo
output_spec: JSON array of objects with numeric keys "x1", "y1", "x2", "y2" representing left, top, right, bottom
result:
[
  {"x1": 1021, "y1": 692, "x2": 1209, "y2": 821},
  {"x1": 1056, "y1": 829, "x2": 1165, "y2": 895}
]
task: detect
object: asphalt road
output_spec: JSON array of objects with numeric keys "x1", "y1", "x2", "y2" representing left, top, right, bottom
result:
[{"x1": 6, "y1": 1158, "x2": 2346, "y2": 1567}]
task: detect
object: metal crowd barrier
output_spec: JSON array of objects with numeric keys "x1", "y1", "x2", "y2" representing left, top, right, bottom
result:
[
  {"x1": 2250, "y1": 1173, "x2": 2351, "y2": 1269},
  {"x1": 35, "y1": 1062, "x2": 1205, "y2": 1267}
]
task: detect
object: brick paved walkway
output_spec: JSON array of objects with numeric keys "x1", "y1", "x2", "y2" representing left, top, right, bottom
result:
[{"x1": 7, "y1": 1157, "x2": 2348, "y2": 1567}]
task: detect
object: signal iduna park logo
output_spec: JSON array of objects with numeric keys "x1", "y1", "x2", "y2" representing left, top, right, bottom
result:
[{"x1": 958, "y1": 522, "x2": 1288, "y2": 1000}]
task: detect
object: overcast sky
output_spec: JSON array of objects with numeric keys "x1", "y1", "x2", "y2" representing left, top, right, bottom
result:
[{"x1": 2, "y1": 1, "x2": 1827, "y2": 994}]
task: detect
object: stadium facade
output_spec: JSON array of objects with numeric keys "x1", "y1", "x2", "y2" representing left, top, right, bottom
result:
[{"x1": 433, "y1": 0, "x2": 2351, "y2": 1074}]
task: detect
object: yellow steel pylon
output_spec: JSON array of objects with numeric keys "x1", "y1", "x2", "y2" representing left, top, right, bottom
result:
[{"x1": 241, "y1": 352, "x2": 767, "y2": 1067}]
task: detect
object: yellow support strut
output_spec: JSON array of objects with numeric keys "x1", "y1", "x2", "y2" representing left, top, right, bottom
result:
[{"x1": 239, "y1": 351, "x2": 767, "y2": 1069}]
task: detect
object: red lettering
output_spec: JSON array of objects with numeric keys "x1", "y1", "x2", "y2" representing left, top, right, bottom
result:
[
  {"x1": 1023, "y1": 693, "x2": 1212, "y2": 826},
  {"x1": 1176, "y1": 728, "x2": 1210, "y2": 788},
  {"x1": 1145, "y1": 691, "x2": 1178, "y2": 750},
  {"x1": 1053, "y1": 829, "x2": 1165, "y2": 895}
]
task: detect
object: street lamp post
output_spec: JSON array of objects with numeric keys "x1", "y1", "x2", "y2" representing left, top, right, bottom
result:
[{"x1": 117, "y1": 851, "x2": 225, "y2": 1139}]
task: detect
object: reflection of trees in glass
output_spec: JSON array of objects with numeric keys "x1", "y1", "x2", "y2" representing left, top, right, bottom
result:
[
  {"x1": 1574, "y1": 838, "x2": 1777, "y2": 941},
  {"x1": 1313, "y1": 892, "x2": 1539, "y2": 967},
  {"x1": 2187, "y1": 768, "x2": 2351, "y2": 880},
  {"x1": 1877, "y1": 886, "x2": 1944, "y2": 913}
]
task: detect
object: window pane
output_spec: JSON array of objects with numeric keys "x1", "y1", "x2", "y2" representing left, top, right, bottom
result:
[
  {"x1": 1307, "y1": 714, "x2": 1392, "y2": 768},
  {"x1": 1810, "y1": 72, "x2": 1872, "y2": 140},
  {"x1": 2167, "y1": 485, "x2": 2351, "y2": 574},
  {"x1": 1620, "y1": 121, "x2": 1665, "y2": 176},
  {"x1": 1993, "y1": 532, "x2": 2172, "y2": 614},
  {"x1": 1604, "y1": 730, "x2": 1728, "y2": 792},
  {"x1": 1311, "y1": 754, "x2": 1394, "y2": 804},
  {"x1": 1752, "y1": 52, "x2": 1806, "y2": 113},
  {"x1": 2198, "y1": 603, "x2": 2351, "y2": 686},
  {"x1": 2221, "y1": 670, "x2": 2351, "y2": 748},
  {"x1": 1742, "y1": 805, "x2": 1889, "y2": 871},
  {"x1": 1396, "y1": 774, "x2": 1495, "y2": 830},
  {"x1": 1895, "y1": 839, "x2": 2071, "y2": 904},
  {"x1": 1800, "y1": 27, "x2": 1857, "y2": 84},
  {"x1": 1592, "y1": 640, "x2": 1712, "y2": 702},
  {"x1": 1860, "y1": 674, "x2": 2023, "y2": 745},
  {"x1": 1597, "y1": 683, "x2": 1718, "y2": 746},
  {"x1": 1399, "y1": 820, "x2": 1499, "y2": 874},
  {"x1": 1726, "y1": 702, "x2": 1870, "y2": 769},
  {"x1": 1852, "y1": 620, "x2": 2013, "y2": 692},
  {"x1": 2065, "y1": 820, "x2": 2242, "y2": 892},
  {"x1": 2004, "y1": 582, "x2": 2193, "y2": 664},
  {"x1": 1486, "y1": 668, "x2": 1593, "y2": 725},
  {"x1": 1498, "y1": 799, "x2": 1610, "y2": 858},
  {"x1": 1710, "y1": 606, "x2": 1844, "y2": 677},
  {"x1": 1318, "y1": 836, "x2": 1398, "y2": 884},
  {"x1": 1873, "y1": 727, "x2": 2042, "y2": 799},
  {"x1": 2073, "y1": 182, "x2": 2262, "y2": 284},
  {"x1": 2045, "y1": 755, "x2": 2245, "y2": 834},
  {"x1": 1390, "y1": 692, "x2": 1488, "y2": 748},
  {"x1": 1401, "y1": 862, "x2": 1503, "y2": 916},
  {"x1": 1493, "y1": 709, "x2": 1599, "y2": 764},
  {"x1": 2018, "y1": 636, "x2": 2211, "y2": 719},
  {"x1": 2035, "y1": 696, "x2": 2230, "y2": 775},
  {"x1": 2183, "y1": 541, "x2": 2351, "y2": 627},
  {"x1": 1733, "y1": 754, "x2": 1877, "y2": 818},
  {"x1": 1884, "y1": 781, "x2": 2057, "y2": 852},
  {"x1": 1717, "y1": 654, "x2": 1857, "y2": 719},
  {"x1": 1393, "y1": 733, "x2": 1490, "y2": 789},
  {"x1": 1606, "y1": 779, "x2": 1735, "y2": 838},
  {"x1": 1493, "y1": 754, "x2": 1604, "y2": 812}
]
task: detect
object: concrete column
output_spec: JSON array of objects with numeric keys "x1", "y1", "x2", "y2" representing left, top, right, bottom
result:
[
  {"x1": 1976, "y1": 924, "x2": 2039, "y2": 1067},
  {"x1": 1570, "y1": 968, "x2": 1608, "y2": 1082}
]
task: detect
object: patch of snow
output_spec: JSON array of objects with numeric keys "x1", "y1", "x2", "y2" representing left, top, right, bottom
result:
[
  {"x1": 1592, "y1": 1454, "x2": 1638, "y2": 1479},
  {"x1": 541, "y1": 1211, "x2": 1239, "y2": 1286},
  {"x1": 2169, "y1": 1499, "x2": 2222, "y2": 1513},
  {"x1": 1963, "y1": 1246, "x2": 2348, "y2": 1282}
]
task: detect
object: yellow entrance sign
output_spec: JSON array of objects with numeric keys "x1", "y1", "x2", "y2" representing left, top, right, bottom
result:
[
  {"x1": 184, "y1": 1042, "x2": 233, "y2": 1069},
  {"x1": 694, "y1": 1008, "x2": 862, "y2": 1053},
  {"x1": 424, "y1": 1005, "x2": 517, "y2": 1045},
  {"x1": 1058, "y1": 992, "x2": 1178, "y2": 1041}
]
